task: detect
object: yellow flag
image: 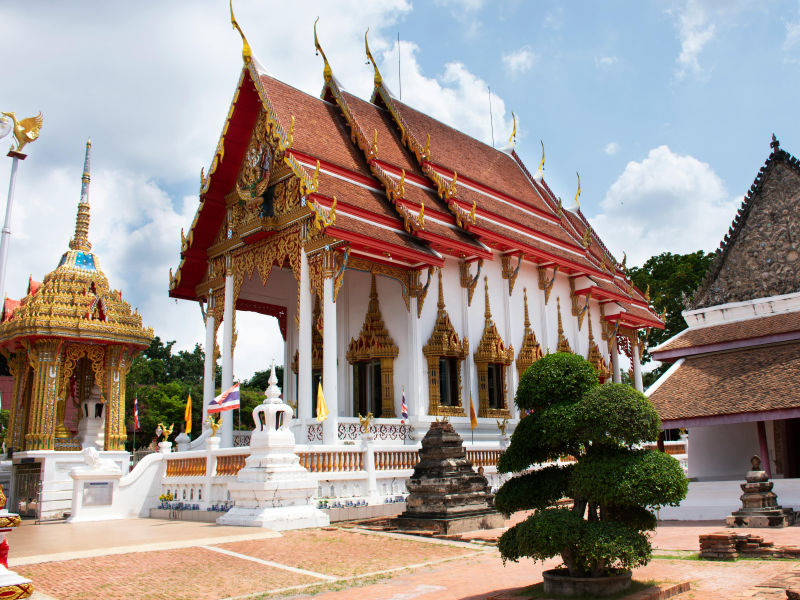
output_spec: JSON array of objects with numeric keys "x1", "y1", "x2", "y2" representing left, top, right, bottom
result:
[
  {"x1": 469, "y1": 394, "x2": 478, "y2": 430},
  {"x1": 316, "y1": 382, "x2": 329, "y2": 422},
  {"x1": 184, "y1": 392, "x2": 192, "y2": 434}
]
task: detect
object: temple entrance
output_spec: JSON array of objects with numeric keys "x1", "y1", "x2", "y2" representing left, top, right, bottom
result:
[{"x1": 778, "y1": 418, "x2": 800, "y2": 478}]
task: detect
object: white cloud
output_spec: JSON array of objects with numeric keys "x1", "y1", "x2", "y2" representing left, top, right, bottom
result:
[
  {"x1": 502, "y1": 46, "x2": 537, "y2": 74},
  {"x1": 590, "y1": 145, "x2": 738, "y2": 266},
  {"x1": 604, "y1": 142, "x2": 620, "y2": 155},
  {"x1": 785, "y1": 2, "x2": 800, "y2": 52},
  {"x1": 434, "y1": 0, "x2": 484, "y2": 12},
  {"x1": 381, "y1": 41, "x2": 514, "y2": 147},
  {"x1": 672, "y1": 0, "x2": 716, "y2": 80},
  {"x1": 594, "y1": 55, "x2": 618, "y2": 68}
]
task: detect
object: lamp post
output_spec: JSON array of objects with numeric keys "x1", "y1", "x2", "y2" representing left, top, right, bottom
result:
[{"x1": 0, "y1": 111, "x2": 43, "y2": 311}]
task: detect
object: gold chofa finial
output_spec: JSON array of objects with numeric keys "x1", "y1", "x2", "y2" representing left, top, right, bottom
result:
[
  {"x1": 314, "y1": 18, "x2": 333, "y2": 83},
  {"x1": 509, "y1": 112, "x2": 517, "y2": 151},
  {"x1": 365, "y1": 28, "x2": 383, "y2": 88},
  {"x1": 574, "y1": 172, "x2": 581, "y2": 209},
  {"x1": 424, "y1": 133, "x2": 431, "y2": 161},
  {"x1": 534, "y1": 140, "x2": 545, "y2": 181},
  {"x1": 229, "y1": 0, "x2": 252, "y2": 64},
  {"x1": 70, "y1": 139, "x2": 92, "y2": 252},
  {"x1": 1, "y1": 111, "x2": 43, "y2": 154}
]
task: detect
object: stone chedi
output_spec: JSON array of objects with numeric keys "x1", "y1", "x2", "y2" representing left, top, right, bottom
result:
[
  {"x1": 398, "y1": 420, "x2": 503, "y2": 534},
  {"x1": 217, "y1": 363, "x2": 329, "y2": 529},
  {"x1": 726, "y1": 456, "x2": 795, "y2": 528}
]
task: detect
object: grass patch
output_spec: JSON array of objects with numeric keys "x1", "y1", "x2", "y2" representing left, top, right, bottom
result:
[
  {"x1": 514, "y1": 579, "x2": 661, "y2": 599},
  {"x1": 652, "y1": 551, "x2": 702, "y2": 560}
]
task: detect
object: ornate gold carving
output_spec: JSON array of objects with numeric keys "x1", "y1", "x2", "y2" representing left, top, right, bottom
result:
[
  {"x1": 346, "y1": 256, "x2": 413, "y2": 313},
  {"x1": 537, "y1": 265, "x2": 558, "y2": 305},
  {"x1": 501, "y1": 253, "x2": 523, "y2": 296},
  {"x1": 364, "y1": 28, "x2": 383, "y2": 88},
  {"x1": 449, "y1": 172, "x2": 458, "y2": 197},
  {"x1": 581, "y1": 228, "x2": 591, "y2": 248},
  {"x1": 313, "y1": 18, "x2": 333, "y2": 83},
  {"x1": 370, "y1": 128, "x2": 378, "y2": 158},
  {"x1": 424, "y1": 133, "x2": 431, "y2": 161},
  {"x1": 474, "y1": 278, "x2": 513, "y2": 418},
  {"x1": 229, "y1": 0, "x2": 253, "y2": 63},
  {"x1": 310, "y1": 195, "x2": 336, "y2": 231},
  {"x1": 586, "y1": 307, "x2": 610, "y2": 382},
  {"x1": 424, "y1": 270, "x2": 468, "y2": 416},
  {"x1": 397, "y1": 201, "x2": 425, "y2": 233},
  {"x1": 569, "y1": 278, "x2": 590, "y2": 331},
  {"x1": 409, "y1": 267, "x2": 433, "y2": 318},
  {"x1": 556, "y1": 297, "x2": 572, "y2": 354},
  {"x1": 516, "y1": 288, "x2": 543, "y2": 377},
  {"x1": 346, "y1": 274, "x2": 398, "y2": 417},
  {"x1": 460, "y1": 259, "x2": 482, "y2": 306},
  {"x1": 358, "y1": 411, "x2": 373, "y2": 431},
  {"x1": 332, "y1": 247, "x2": 350, "y2": 303}
]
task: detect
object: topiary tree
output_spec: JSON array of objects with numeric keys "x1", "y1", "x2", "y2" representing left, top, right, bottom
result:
[{"x1": 496, "y1": 352, "x2": 687, "y2": 578}]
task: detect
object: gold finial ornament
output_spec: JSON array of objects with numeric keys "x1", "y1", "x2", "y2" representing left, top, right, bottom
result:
[
  {"x1": 535, "y1": 140, "x2": 545, "y2": 180},
  {"x1": 398, "y1": 169, "x2": 406, "y2": 197},
  {"x1": 1, "y1": 111, "x2": 43, "y2": 154},
  {"x1": 314, "y1": 18, "x2": 333, "y2": 83},
  {"x1": 449, "y1": 172, "x2": 458, "y2": 197},
  {"x1": 497, "y1": 417, "x2": 509, "y2": 436},
  {"x1": 621, "y1": 252, "x2": 627, "y2": 271},
  {"x1": 206, "y1": 415, "x2": 222, "y2": 436},
  {"x1": 70, "y1": 139, "x2": 93, "y2": 252},
  {"x1": 645, "y1": 284, "x2": 651, "y2": 303},
  {"x1": 424, "y1": 133, "x2": 431, "y2": 161},
  {"x1": 574, "y1": 172, "x2": 581, "y2": 209},
  {"x1": 364, "y1": 28, "x2": 383, "y2": 88},
  {"x1": 370, "y1": 128, "x2": 378, "y2": 158},
  {"x1": 158, "y1": 422, "x2": 174, "y2": 438},
  {"x1": 581, "y1": 228, "x2": 591, "y2": 249},
  {"x1": 312, "y1": 160, "x2": 320, "y2": 192},
  {"x1": 229, "y1": 0, "x2": 252, "y2": 64},
  {"x1": 358, "y1": 412, "x2": 373, "y2": 432},
  {"x1": 508, "y1": 112, "x2": 517, "y2": 151},
  {"x1": 556, "y1": 296, "x2": 572, "y2": 353}
]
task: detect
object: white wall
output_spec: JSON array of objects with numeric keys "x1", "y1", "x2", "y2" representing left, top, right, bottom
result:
[{"x1": 688, "y1": 422, "x2": 760, "y2": 481}]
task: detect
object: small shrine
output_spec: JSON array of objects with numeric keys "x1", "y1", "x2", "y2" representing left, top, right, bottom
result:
[
  {"x1": 726, "y1": 456, "x2": 795, "y2": 528},
  {"x1": 397, "y1": 420, "x2": 503, "y2": 534},
  {"x1": 218, "y1": 363, "x2": 329, "y2": 529},
  {"x1": 0, "y1": 141, "x2": 153, "y2": 519}
]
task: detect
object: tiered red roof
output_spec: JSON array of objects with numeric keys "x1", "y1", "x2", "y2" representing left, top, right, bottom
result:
[{"x1": 169, "y1": 49, "x2": 662, "y2": 331}]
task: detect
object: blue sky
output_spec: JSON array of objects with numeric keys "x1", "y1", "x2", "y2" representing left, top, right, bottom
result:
[{"x1": 1, "y1": 0, "x2": 798, "y2": 378}]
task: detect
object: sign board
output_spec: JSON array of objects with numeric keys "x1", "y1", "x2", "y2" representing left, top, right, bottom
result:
[{"x1": 82, "y1": 481, "x2": 113, "y2": 506}]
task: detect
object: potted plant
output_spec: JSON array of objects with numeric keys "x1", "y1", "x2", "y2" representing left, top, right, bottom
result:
[{"x1": 496, "y1": 353, "x2": 687, "y2": 596}]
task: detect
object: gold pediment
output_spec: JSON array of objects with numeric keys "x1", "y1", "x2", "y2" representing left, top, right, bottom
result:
[
  {"x1": 474, "y1": 277, "x2": 513, "y2": 365},
  {"x1": 346, "y1": 274, "x2": 398, "y2": 363},
  {"x1": 516, "y1": 288, "x2": 543, "y2": 375},
  {"x1": 423, "y1": 270, "x2": 467, "y2": 359}
]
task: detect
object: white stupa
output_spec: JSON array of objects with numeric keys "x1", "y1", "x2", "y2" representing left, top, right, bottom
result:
[{"x1": 217, "y1": 363, "x2": 329, "y2": 529}]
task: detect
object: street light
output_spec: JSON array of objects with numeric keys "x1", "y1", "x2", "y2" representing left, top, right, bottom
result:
[{"x1": 0, "y1": 111, "x2": 43, "y2": 311}]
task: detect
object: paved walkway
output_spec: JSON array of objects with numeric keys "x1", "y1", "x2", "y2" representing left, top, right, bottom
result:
[{"x1": 6, "y1": 518, "x2": 800, "y2": 599}]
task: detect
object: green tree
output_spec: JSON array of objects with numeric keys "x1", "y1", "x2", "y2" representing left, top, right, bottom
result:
[
  {"x1": 627, "y1": 251, "x2": 713, "y2": 374},
  {"x1": 241, "y1": 366, "x2": 283, "y2": 392},
  {"x1": 496, "y1": 353, "x2": 687, "y2": 579}
]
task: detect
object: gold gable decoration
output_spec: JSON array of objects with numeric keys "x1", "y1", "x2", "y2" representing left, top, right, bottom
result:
[
  {"x1": 346, "y1": 274, "x2": 398, "y2": 417},
  {"x1": 423, "y1": 269, "x2": 468, "y2": 417},
  {"x1": 474, "y1": 277, "x2": 513, "y2": 418},
  {"x1": 516, "y1": 288, "x2": 543, "y2": 377},
  {"x1": 556, "y1": 296, "x2": 573, "y2": 354}
]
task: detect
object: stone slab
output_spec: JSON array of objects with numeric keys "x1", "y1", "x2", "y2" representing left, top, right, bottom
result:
[
  {"x1": 396, "y1": 510, "x2": 505, "y2": 535},
  {"x1": 486, "y1": 581, "x2": 691, "y2": 600}
]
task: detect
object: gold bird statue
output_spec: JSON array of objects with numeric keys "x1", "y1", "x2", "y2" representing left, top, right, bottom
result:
[
  {"x1": 158, "y1": 422, "x2": 174, "y2": 438},
  {"x1": 206, "y1": 415, "x2": 222, "y2": 436},
  {"x1": 1, "y1": 112, "x2": 43, "y2": 153},
  {"x1": 358, "y1": 412, "x2": 373, "y2": 432}
]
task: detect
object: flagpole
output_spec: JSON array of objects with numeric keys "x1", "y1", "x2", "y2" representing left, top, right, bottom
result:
[{"x1": 0, "y1": 151, "x2": 25, "y2": 307}]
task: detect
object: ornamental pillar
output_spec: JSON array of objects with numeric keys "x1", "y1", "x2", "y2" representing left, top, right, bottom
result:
[
  {"x1": 407, "y1": 295, "x2": 424, "y2": 419},
  {"x1": 202, "y1": 294, "x2": 216, "y2": 430},
  {"x1": 611, "y1": 338, "x2": 621, "y2": 384},
  {"x1": 24, "y1": 340, "x2": 62, "y2": 451},
  {"x1": 321, "y1": 251, "x2": 338, "y2": 445},
  {"x1": 632, "y1": 337, "x2": 643, "y2": 392},
  {"x1": 103, "y1": 345, "x2": 130, "y2": 451},
  {"x1": 5, "y1": 353, "x2": 27, "y2": 451},
  {"x1": 298, "y1": 248, "x2": 312, "y2": 421},
  {"x1": 502, "y1": 281, "x2": 519, "y2": 420},
  {"x1": 220, "y1": 255, "x2": 235, "y2": 448}
]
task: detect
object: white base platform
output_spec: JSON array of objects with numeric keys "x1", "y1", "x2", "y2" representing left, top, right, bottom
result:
[{"x1": 216, "y1": 504, "x2": 330, "y2": 530}]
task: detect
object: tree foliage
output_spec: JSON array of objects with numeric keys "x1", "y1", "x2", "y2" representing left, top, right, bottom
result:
[{"x1": 497, "y1": 354, "x2": 688, "y2": 578}]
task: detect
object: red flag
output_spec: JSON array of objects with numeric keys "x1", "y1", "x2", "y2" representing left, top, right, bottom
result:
[{"x1": 133, "y1": 394, "x2": 139, "y2": 431}]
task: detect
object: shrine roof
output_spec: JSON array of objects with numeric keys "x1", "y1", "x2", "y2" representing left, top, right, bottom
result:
[
  {"x1": 1, "y1": 299, "x2": 20, "y2": 323},
  {"x1": 647, "y1": 341, "x2": 800, "y2": 424},
  {"x1": 652, "y1": 310, "x2": 800, "y2": 358}
]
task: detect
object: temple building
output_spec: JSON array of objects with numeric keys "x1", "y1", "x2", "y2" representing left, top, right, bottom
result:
[
  {"x1": 169, "y1": 22, "x2": 663, "y2": 447},
  {"x1": 0, "y1": 141, "x2": 154, "y2": 519},
  {"x1": 648, "y1": 136, "x2": 800, "y2": 482}
]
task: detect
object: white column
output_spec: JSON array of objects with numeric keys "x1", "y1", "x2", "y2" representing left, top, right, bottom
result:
[
  {"x1": 539, "y1": 296, "x2": 550, "y2": 353},
  {"x1": 611, "y1": 338, "x2": 621, "y2": 384},
  {"x1": 461, "y1": 283, "x2": 475, "y2": 416},
  {"x1": 632, "y1": 338, "x2": 643, "y2": 392},
  {"x1": 407, "y1": 296, "x2": 425, "y2": 419},
  {"x1": 220, "y1": 257, "x2": 234, "y2": 447},
  {"x1": 322, "y1": 272, "x2": 338, "y2": 445},
  {"x1": 502, "y1": 285, "x2": 519, "y2": 420},
  {"x1": 298, "y1": 249, "x2": 312, "y2": 421},
  {"x1": 202, "y1": 298, "x2": 215, "y2": 431}
]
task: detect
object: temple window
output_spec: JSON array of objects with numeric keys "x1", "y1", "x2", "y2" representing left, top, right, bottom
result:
[
  {"x1": 474, "y1": 277, "x2": 513, "y2": 418},
  {"x1": 516, "y1": 288, "x2": 544, "y2": 378},
  {"x1": 424, "y1": 270, "x2": 468, "y2": 417},
  {"x1": 346, "y1": 274, "x2": 398, "y2": 418}
]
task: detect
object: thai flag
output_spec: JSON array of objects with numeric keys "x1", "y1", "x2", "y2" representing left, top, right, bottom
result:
[
  {"x1": 208, "y1": 383, "x2": 240, "y2": 414},
  {"x1": 133, "y1": 394, "x2": 139, "y2": 430},
  {"x1": 401, "y1": 386, "x2": 408, "y2": 422}
]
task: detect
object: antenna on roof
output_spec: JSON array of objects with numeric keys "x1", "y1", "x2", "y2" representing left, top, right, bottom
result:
[
  {"x1": 488, "y1": 86, "x2": 495, "y2": 148},
  {"x1": 397, "y1": 32, "x2": 402, "y2": 100}
]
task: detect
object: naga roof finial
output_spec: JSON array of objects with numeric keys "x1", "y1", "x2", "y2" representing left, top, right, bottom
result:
[
  {"x1": 229, "y1": 0, "x2": 252, "y2": 64},
  {"x1": 314, "y1": 18, "x2": 333, "y2": 83},
  {"x1": 508, "y1": 112, "x2": 517, "y2": 151},
  {"x1": 534, "y1": 140, "x2": 545, "y2": 182},
  {"x1": 69, "y1": 139, "x2": 92, "y2": 252},
  {"x1": 365, "y1": 28, "x2": 383, "y2": 89}
]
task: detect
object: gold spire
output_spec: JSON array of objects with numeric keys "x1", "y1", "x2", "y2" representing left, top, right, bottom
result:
[
  {"x1": 229, "y1": 0, "x2": 252, "y2": 64},
  {"x1": 484, "y1": 276, "x2": 493, "y2": 322},
  {"x1": 314, "y1": 18, "x2": 333, "y2": 83},
  {"x1": 437, "y1": 268, "x2": 445, "y2": 311},
  {"x1": 556, "y1": 296, "x2": 572, "y2": 353},
  {"x1": 516, "y1": 287, "x2": 543, "y2": 375},
  {"x1": 368, "y1": 272, "x2": 379, "y2": 312},
  {"x1": 523, "y1": 287, "x2": 531, "y2": 330},
  {"x1": 365, "y1": 28, "x2": 383, "y2": 88},
  {"x1": 69, "y1": 139, "x2": 92, "y2": 252}
]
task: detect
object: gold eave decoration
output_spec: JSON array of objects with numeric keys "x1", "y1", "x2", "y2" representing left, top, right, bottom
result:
[
  {"x1": 516, "y1": 288, "x2": 543, "y2": 376},
  {"x1": 586, "y1": 307, "x2": 610, "y2": 381},
  {"x1": 346, "y1": 274, "x2": 398, "y2": 363},
  {"x1": 474, "y1": 277, "x2": 514, "y2": 366}
]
